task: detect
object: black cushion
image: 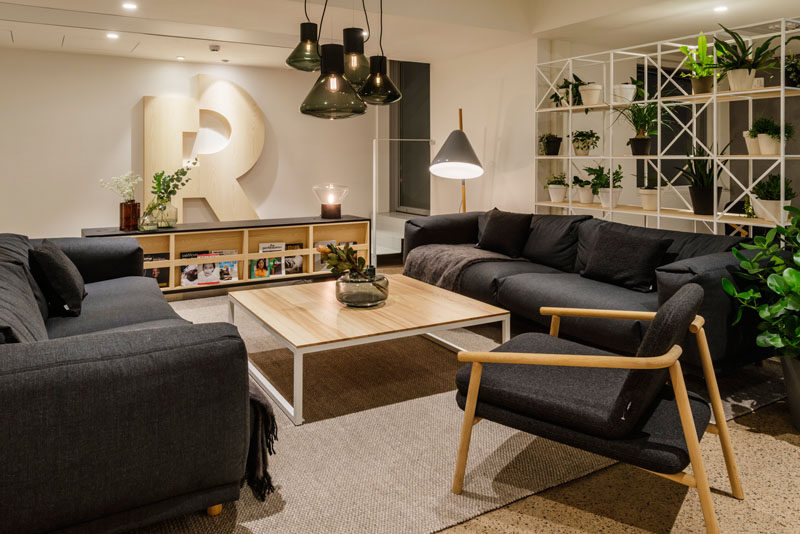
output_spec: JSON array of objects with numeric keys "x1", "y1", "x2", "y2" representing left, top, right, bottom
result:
[
  {"x1": 0, "y1": 233, "x2": 48, "y2": 320},
  {"x1": 521, "y1": 215, "x2": 592, "y2": 272},
  {"x1": 476, "y1": 209, "x2": 533, "y2": 258},
  {"x1": 0, "y1": 261, "x2": 48, "y2": 343},
  {"x1": 581, "y1": 229, "x2": 672, "y2": 292},
  {"x1": 46, "y1": 276, "x2": 183, "y2": 339},
  {"x1": 29, "y1": 240, "x2": 87, "y2": 317}
]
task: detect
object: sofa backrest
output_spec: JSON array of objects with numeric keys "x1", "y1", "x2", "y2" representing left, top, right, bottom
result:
[
  {"x1": 521, "y1": 215, "x2": 593, "y2": 272},
  {"x1": 0, "y1": 258, "x2": 48, "y2": 343},
  {"x1": 574, "y1": 219, "x2": 744, "y2": 272}
]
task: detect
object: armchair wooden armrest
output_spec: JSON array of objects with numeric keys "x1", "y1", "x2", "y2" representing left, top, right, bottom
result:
[
  {"x1": 538, "y1": 306, "x2": 705, "y2": 338},
  {"x1": 457, "y1": 345, "x2": 682, "y2": 370}
]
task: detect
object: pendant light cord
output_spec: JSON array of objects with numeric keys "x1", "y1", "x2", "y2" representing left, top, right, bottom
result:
[
  {"x1": 317, "y1": 0, "x2": 329, "y2": 54},
  {"x1": 303, "y1": 0, "x2": 310, "y2": 22},
  {"x1": 379, "y1": 0, "x2": 384, "y2": 56},
  {"x1": 362, "y1": 0, "x2": 371, "y2": 43}
]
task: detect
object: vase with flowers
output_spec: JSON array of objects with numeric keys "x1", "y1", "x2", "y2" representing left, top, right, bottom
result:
[
  {"x1": 317, "y1": 242, "x2": 389, "y2": 307},
  {"x1": 139, "y1": 160, "x2": 198, "y2": 231},
  {"x1": 100, "y1": 171, "x2": 142, "y2": 231}
]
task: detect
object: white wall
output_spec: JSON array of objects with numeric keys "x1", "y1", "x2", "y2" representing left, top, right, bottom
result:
[{"x1": 0, "y1": 48, "x2": 375, "y2": 238}]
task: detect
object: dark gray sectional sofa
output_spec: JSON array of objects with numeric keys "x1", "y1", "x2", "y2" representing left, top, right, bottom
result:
[
  {"x1": 404, "y1": 211, "x2": 765, "y2": 369},
  {"x1": 0, "y1": 235, "x2": 249, "y2": 533}
]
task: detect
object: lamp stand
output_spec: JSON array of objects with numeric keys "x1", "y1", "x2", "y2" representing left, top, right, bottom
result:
[{"x1": 459, "y1": 108, "x2": 466, "y2": 213}]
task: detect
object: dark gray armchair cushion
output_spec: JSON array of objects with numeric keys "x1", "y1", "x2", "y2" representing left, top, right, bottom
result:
[
  {"x1": 0, "y1": 233, "x2": 48, "y2": 319},
  {"x1": 476, "y1": 209, "x2": 533, "y2": 258},
  {"x1": 29, "y1": 240, "x2": 87, "y2": 317},
  {"x1": 0, "y1": 262, "x2": 48, "y2": 343},
  {"x1": 521, "y1": 214, "x2": 592, "y2": 272}
]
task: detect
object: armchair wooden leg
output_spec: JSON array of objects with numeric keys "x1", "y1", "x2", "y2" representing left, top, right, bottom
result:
[
  {"x1": 453, "y1": 362, "x2": 483, "y2": 495},
  {"x1": 207, "y1": 504, "x2": 223, "y2": 516},
  {"x1": 695, "y1": 328, "x2": 744, "y2": 500},
  {"x1": 669, "y1": 362, "x2": 720, "y2": 534}
]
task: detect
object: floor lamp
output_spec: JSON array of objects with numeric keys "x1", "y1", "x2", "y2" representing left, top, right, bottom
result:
[{"x1": 429, "y1": 109, "x2": 484, "y2": 213}]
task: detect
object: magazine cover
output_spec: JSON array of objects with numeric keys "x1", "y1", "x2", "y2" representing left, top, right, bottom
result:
[
  {"x1": 284, "y1": 242, "x2": 304, "y2": 275},
  {"x1": 143, "y1": 252, "x2": 170, "y2": 262},
  {"x1": 179, "y1": 250, "x2": 208, "y2": 287},
  {"x1": 211, "y1": 249, "x2": 239, "y2": 282},
  {"x1": 313, "y1": 239, "x2": 336, "y2": 272},
  {"x1": 195, "y1": 253, "x2": 221, "y2": 285},
  {"x1": 143, "y1": 267, "x2": 169, "y2": 288},
  {"x1": 251, "y1": 242, "x2": 285, "y2": 278}
]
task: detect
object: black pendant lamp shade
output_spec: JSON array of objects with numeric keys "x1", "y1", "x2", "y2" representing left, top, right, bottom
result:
[
  {"x1": 358, "y1": 55, "x2": 402, "y2": 105},
  {"x1": 300, "y1": 44, "x2": 367, "y2": 119},
  {"x1": 343, "y1": 27, "x2": 370, "y2": 90},
  {"x1": 286, "y1": 22, "x2": 321, "y2": 71},
  {"x1": 430, "y1": 129, "x2": 484, "y2": 179}
]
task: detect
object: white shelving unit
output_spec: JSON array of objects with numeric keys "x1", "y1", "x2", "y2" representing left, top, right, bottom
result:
[{"x1": 534, "y1": 17, "x2": 800, "y2": 235}]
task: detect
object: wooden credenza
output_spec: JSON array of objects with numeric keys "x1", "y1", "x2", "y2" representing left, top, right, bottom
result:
[{"x1": 82, "y1": 215, "x2": 370, "y2": 293}]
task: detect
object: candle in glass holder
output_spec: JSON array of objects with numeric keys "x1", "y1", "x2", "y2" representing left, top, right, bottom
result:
[{"x1": 313, "y1": 184, "x2": 349, "y2": 219}]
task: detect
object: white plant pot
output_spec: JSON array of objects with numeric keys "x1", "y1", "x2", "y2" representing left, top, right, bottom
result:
[
  {"x1": 547, "y1": 185, "x2": 567, "y2": 203},
  {"x1": 752, "y1": 196, "x2": 791, "y2": 223},
  {"x1": 572, "y1": 140, "x2": 591, "y2": 156},
  {"x1": 579, "y1": 84, "x2": 603, "y2": 106},
  {"x1": 638, "y1": 188, "x2": 659, "y2": 211},
  {"x1": 576, "y1": 186, "x2": 594, "y2": 204},
  {"x1": 727, "y1": 69, "x2": 755, "y2": 91},
  {"x1": 743, "y1": 131, "x2": 761, "y2": 155},
  {"x1": 613, "y1": 83, "x2": 637, "y2": 103},
  {"x1": 598, "y1": 188, "x2": 622, "y2": 209},
  {"x1": 757, "y1": 133, "x2": 780, "y2": 155}
]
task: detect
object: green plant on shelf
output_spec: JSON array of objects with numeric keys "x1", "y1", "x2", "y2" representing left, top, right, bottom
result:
[
  {"x1": 680, "y1": 33, "x2": 718, "y2": 79},
  {"x1": 748, "y1": 117, "x2": 794, "y2": 141},
  {"x1": 787, "y1": 53, "x2": 800, "y2": 88},
  {"x1": 570, "y1": 129, "x2": 600, "y2": 150},
  {"x1": 545, "y1": 172, "x2": 568, "y2": 188},
  {"x1": 752, "y1": 174, "x2": 797, "y2": 201},
  {"x1": 572, "y1": 175, "x2": 591, "y2": 188},
  {"x1": 714, "y1": 24, "x2": 781, "y2": 74},
  {"x1": 674, "y1": 143, "x2": 729, "y2": 190},
  {"x1": 550, "y1": 74, "x2": 591, "y2": 113},
  {"x1": 585, "y1": 164, "x2": 623, "y2": 195}
]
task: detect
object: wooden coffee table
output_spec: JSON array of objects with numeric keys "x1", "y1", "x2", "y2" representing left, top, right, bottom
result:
[{"x1": 228, "y1": 274, "x2": 510, "y2": 425}]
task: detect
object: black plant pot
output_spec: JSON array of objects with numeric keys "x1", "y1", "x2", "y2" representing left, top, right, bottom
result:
[
  {"x1": 629, "y1": 137, "x2": 652, "y2": 156},
  {"x1": 544, "y1": 138, "x2": 563, "y2": 156},
  {"x1": 689, "y1": 186, "x2": 722, "y2": 215}
]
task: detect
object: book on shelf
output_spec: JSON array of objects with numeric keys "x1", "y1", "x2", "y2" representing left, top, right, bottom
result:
[
  {"x1": 179, "y1": 250, "x2": 209, "y2": 287},
  {"x1": 143, "y1": 267, "x2": 169, "y2": 287},
  {"x1": 211, "y1": 249, "x2": 239, "y2": 282},
  {"x1": 143, "y1": 252, "x2": 170, "y2": 262},
  {"x1": 251, "y1": 242, "x2": 285, "y2": 279},
  {"x1": 313, "y1": 240, "x2": 336, "y2": 272},
  {"x1": 284, "y1": 242, "x2": 304, "y2": 274}
]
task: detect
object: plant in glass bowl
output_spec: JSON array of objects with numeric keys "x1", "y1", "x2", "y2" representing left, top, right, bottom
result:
[
  {"x1": 586, "y1": 164, "x2": 623, "y2": 209},
  {"x1": 139, "y1": 159, "x2": 197, "y2": 231},
  {"x1": 100, "y1": 171, "x2": 142, "y2": 231},
  {"x1": 749, "y1": 117, "x2": 794, "y2": 155},
  {"x1": 751, "y1": 173, "x2": 797, "y2": 223},
  {"x1": 679, "y1": 33, "x2": 718, "y2": 94},
  {"x1": 714, "y1": 24, "x2": 780, "y2": 91},
  {"x1": 317, "y1": 242, "x2": 389, "y2": 307},
  {"x1": 572, "y1": 175, "x2": 594, "y2": 204},
  {"x1": 544, "y1": 172, "x2": 568, "y2": 202},
  {"x1": 722, "y1": 208, "x2": 800, "y2": 429},
  {"x1": 570, "y1": 129, "x2": 600, "y2": 156}
]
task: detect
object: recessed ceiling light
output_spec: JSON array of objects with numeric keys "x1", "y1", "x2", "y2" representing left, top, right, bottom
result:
[
  {"x1": 106, "y1": 32, "x2": 119, "y2": 39},
  {"x1": 714, "y1": 6, "x2": 728, "y2": 12},
  {"x1": 176, "y1": 56, "x2": 185, "y2": 61},
  {"x1": 122, "y1": 2, "x2": 137, "y2": 10}
]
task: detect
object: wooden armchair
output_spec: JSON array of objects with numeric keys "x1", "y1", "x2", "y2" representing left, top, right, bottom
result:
[{"x1": 452, "y1": 284, "x2": 743, "y2": 534}]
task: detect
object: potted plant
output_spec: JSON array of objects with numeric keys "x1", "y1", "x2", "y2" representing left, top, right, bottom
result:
[
  {"x1": 551, "y1": 74, "x2": 588, "y2": 107},
  {"x1": 612, "y1": 77, "x2": 639, "y2": 103},
  {"x1": 139, "y1": 159, "x2": 198, "y2": 231},
  {"x1": 539, "y1": 133, "x2": 563, "y2": 156},
  {"x1": 545, "y1": 172, "x2": 568, "y2": 202},
  {"x1": 638, "y1": 174, "x2": 659, "y2": 211},
  {"x1": 743, "y1": 128, "x2": 761, "y2": 156},
  {"x1": 615, "y1": 100, "x2": 661, "y2": 155},
  {"x1": 572, "y1": 175, "x2": 594, "y2": 204},
  {"x1": 586, "y1": 164, "x2": 623, "y2": 209},
  {"x1": 578, "y1": 82, "x2": 603, "y2": 106},
  {"x1": 751, "y1": 173, "x2": 797, "y2": 223},
  {"x1": 722, "y1": 209, "x2": 800, "y2": 429},
  {"x1": 787, "y1": 52, "x2": 800, "y2": 88},
  {"x1": 679, "y1": 33, "x2": 718, "y2": 94},
  {"x1": 571, "y1": 129, "x2": 600, "y2": 156},
  {"x1": 100, "y1": 171, "x2": 142, "y2": 231},
  {"x1": 749, "y1": 117, "x2": 794, "y2": 155},
  {"x1": 674, "y1": 144, "x2": 726, "y2": 215},
  {"x1": 714, "y1": 24, "x2": 780, "y2": 91},
  {"x1": 317, "y1": 242, "x2": 389, "y2": 307}
]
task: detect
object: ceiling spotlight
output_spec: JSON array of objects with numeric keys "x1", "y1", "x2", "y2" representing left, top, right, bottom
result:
[
  {"x1": 122, "y1": 2, "x2": 137, "y2": 10},
  {"x1": 714, "y1": 6, "x2": 728, "y2": 12},
  {"x1": 106, "y1": 32, "x2": 119, "y2": 39},
  {"x1": 176, "y1": 56, "x2": 185, "y2": 61}
]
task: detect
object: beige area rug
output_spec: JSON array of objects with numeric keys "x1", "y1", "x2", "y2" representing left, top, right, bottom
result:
[{"x1": 144, "y1": 294, "x2": 786, "y2": 534}]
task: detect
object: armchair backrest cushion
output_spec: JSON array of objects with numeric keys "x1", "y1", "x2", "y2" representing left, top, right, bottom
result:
[
  {"x1": 521, "y1": 215, "x2": 592, "y2": 272},
  {"x1": 0, "y1": 261, "x2": 48, "y2": 343}
]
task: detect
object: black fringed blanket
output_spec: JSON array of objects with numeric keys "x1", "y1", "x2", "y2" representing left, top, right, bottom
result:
[{"x1": 242, "y1": 379, "x2": 278, "y2": 501}]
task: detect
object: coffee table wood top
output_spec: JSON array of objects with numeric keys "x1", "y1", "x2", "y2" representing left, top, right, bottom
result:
[{"x1": 230, "y1": 274, "x2": 508, "y2": 349}]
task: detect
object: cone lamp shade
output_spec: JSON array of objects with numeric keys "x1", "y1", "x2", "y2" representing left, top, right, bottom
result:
[
  {"x1": 358, "y1": 56, "x2": 402, "y2": 105},
  {"x1": 343, "y1": 27, "x2": 370, "y2": 91},
  {"x1": 429, "y1": 129, "x2": 483, "y2": 179},
  {"x1": 300, "y1": 44, "x2": 367, "y2": 119},
  {"x1": 286, "y1": 22, "x2": 321, "y2": 71}
]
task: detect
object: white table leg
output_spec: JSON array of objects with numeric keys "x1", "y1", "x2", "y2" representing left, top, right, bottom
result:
[
  {"x1": 228, "y1": 297, "x2": 235, "y2": 323},
  {"x1": 292, "y1": 348, "x2": 304, "y2": 425},
  {"x1": 501, "y1": 315, "x2": 511, "y2": 343}
]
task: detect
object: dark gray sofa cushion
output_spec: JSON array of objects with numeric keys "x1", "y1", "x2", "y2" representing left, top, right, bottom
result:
[
  {"x1": 574, "y1": 219, "x2": 744, "y2": 272},
  {"x1": 46, "y1": 276, "x2": 182, "y2": 339},
  {"x1": 460, "y1": 260, "x2": 561, "y2": 304},
  {"x1": 30, "y1": 237, "x2": 144, "y2": 283},
  {"x1": 581, "y1": 229, "x2": 672, "y2": 292},
  {"x1": 476, "y1": 209, "x2": 532, "y2": 258},
  {"x1": 521, "y1": 215, "x2": 592, "y2": 272},
  {"x1": 403, "y1": 212, "x2": 481, "y2": 262},
  {"x1": 496, "y1": 272, "x2": 659, "y2": 354},
  {"x1": 29, "y1": 240, "x2": 87, "y2": 317},
  {"x1": 0, "y1": 261, "x2": 48, "y2": 343},
  {"x1": 0, "y1": 233, "x2": 48, "y2": 319}
]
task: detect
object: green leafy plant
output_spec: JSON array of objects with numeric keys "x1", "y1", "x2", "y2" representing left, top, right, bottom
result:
[
  {"x1": 674, "y1": 143, "x2": 729, "y2": 190},
  {"x1": 722, "y1": 207, "x2": 800, "y2": 359},
  {"x1": 316, "y1": 243, "x2": 387, "y2": 297},
  {"x1": 539, "y1": 133, "x2": 560, "y2": 143},
  {"x1": 787, "y1": 53, "x2": 800, "y2": 88},
  {"x1": 714, "y1": 24, "x2": 780, "y2": 73},
  {"x1": 615, "y1": 101, "x2": 664, "y2": 142},
  {"x1": 143, "y1": 159, "x2": 197, "y2": 215},
  {"x1": 545, "y1": 172, "x2": 568, "y2": 188},
  {"x1": 680, "y1": 33, "x2": 718, "y2": 78},
  {"x1": 752, "y1": 174, "x2": 797, "y2": 201},
  {"x1": 749, "y1": 117, "x2": 794, "y2": 141},
  {"x1": 572, "y1": 175, "x2": 591, "y2": 188},
  {"x1": 585, "y1": 164, "x2": 623, "y2": 195},
  {"x1": 550, "y1": 74, "x2": 589, "y2": 107},
  {"x1": 571, "y1": 130, "x2": 600, "y2": 150}
]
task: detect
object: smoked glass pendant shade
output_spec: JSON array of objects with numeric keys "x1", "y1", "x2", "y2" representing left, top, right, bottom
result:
[
  {"x1": 286, "y1": 22, "x2": 321, "y2": 72},
  {"x1": 342, "y1": 27, "x2": 370, "y2": 90},
  {"x1": 357, "y1": 55, "x2": 402, "y2": 105},
  {"x1": 300, "y1": 44, "x2": 367, "y2": 119}
]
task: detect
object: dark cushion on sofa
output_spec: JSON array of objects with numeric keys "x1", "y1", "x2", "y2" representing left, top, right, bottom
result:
[
  {"x1": 0, "y1": 262, "x2": 48, "y2": 343},
  {"x1": 29, "y1": 240, "x2": 87, "y2": 317},
  {"x1": 574, "y1": 219, "x2": 744, "y2": 272},
  {"x1": 460, "y1": 260, "x2": 562, "y2": 305},
  {"x1": 477, "y1": 209, "x2": 533, "y2": 257},
  {"x1": 496, "y1": 272, "x2": 659, "y2": 354},
  {"x1": 521, "y1": 215, "x2": 592, "y2": 272},
  {"x1": 0, "y1": 233, "x2": 48, "y2": 320},
  {"x1": 45, "y1": 276, "x2": 183, "y2": 339},
  {"x1": 581, "y1": 229, "x2": 672, "y2": 292}
]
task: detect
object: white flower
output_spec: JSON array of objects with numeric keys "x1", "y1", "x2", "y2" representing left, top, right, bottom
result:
[{"x1": 100, "y1": 171, "x2": 142, "y2": 202}]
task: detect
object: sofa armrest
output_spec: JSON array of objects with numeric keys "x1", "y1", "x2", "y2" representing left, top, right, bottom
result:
[
  {"x1": 31, "y1": 237, "x2": 143, "y2": 283},
  {"x1": 0, "y1": 323, "x2": 249, "y2": 533},
  {"x1": 403, "y1": 211, "x2": 482, "y2": 262}
]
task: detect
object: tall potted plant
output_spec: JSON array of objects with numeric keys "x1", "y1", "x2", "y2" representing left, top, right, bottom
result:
[
  {"x1": 679, "y1": 33, "x2": 718, "y2": 94},
  {"x1": 139, "y1": 159, "x2": 198, "y2": 231},
  {"x1": 674, "y1": 144, "x2": 727, "y2": 215},
  {"x1": 723, "y1": 208, "x2": 800, "y2": 429},
  {"x1": 100, "y1": 172, "x2": 142, "y2": 231},
  {"x1": 586, "y1": 164, "x2": 623, "y2": 209},
  {"x1": 616, "y1": 100, "x2": 661, "y2": 155},
  {"x1": 751, "y1": 173, "x2": 796, "y2": 223},
  {"x1": 714, "y1": 24, "x2": 780, "y2": 91},
  {"x1": 570, "y1": 130, "x2": 600, "y2": 156}
]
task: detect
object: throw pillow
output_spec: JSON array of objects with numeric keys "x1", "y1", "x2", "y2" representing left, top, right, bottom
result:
[
  {"x1": 29, "y1": 240, "x2": 87, "y2": 317},
  {"x1": 0, "y1": 261, "x2": 49, "y2": 343},
  {"x1": 521, "y1": 215, "x2": 592, "y2": 271},
  {"x1": 581, "y1": 229, "x2": 673, "y2": 292},
  {"x1": 476, "y1": 209, "x2": 533, "y2": 258}
]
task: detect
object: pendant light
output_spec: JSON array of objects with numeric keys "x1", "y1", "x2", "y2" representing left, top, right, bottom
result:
[
  {"x1": 358, "y1": 0, "x2": 401, "y2": 105},
  {"x1": 343, "y1": 28, "x2": 369, "y2": 90},
  {"x1": 300, "y1": 43, "x2": 367, "y2": 119},
  {"x1": 286, "y1": 1, "x2": 320, "y2": 71}
]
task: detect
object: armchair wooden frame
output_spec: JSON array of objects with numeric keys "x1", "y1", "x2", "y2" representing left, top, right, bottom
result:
[{"x1": 452, "y1": 307, "x2": 744, "y2": 534}]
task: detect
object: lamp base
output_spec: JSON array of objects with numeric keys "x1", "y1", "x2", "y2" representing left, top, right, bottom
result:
[{"x1": 321, "y1": 204, "x2": 342, "y2": 219}]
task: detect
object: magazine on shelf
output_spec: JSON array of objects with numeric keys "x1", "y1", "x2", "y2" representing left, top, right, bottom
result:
[
  {"x1": 143, "y1": 267, "x2": 169, "y2": 288},
  {"x1": 179, "y1": 250, "x2": 209, "y2": 287},
  {"x1": 143, "y1": 252, "x2": 170, "y2": 262},
  {"x1": 211, "y1": 249, "x2": 239, "y2": 282},
  {"x1": 313, "y1": 240, "x2": 336, "y2": 272},
  {"x1": 284, "y1": 242, "x2": 304, "y2": 274},
  {"x1": 251, "y1": 242, "x2": 285, "y2": 278}
]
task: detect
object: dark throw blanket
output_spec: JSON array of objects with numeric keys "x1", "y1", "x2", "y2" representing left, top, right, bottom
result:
[
  {"x1": 403, "y1": 243, "x2": 524, "y2": 291},
  {"x1": 242, "y1": 379, "x2": 278, "y2": 501}
]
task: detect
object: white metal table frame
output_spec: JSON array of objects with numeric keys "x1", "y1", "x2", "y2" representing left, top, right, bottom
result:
[{"x1": 229, "y1": 296, "x2": 510, "y2": 426}]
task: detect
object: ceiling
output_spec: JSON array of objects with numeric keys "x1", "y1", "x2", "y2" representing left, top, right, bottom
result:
[{"x1": 0, "y1": 1, "x2": 798, "y2": 67}]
